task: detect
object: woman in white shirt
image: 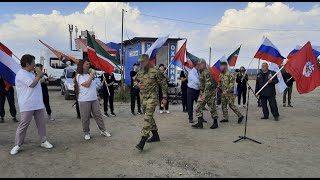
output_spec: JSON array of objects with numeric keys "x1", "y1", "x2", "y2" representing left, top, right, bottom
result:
[
  {"x1": 10, "y1": 54, "x2": 53, "y2": 155},
  {"x1": 74, "y1": 60, "x2": 111, "y2": 140}
]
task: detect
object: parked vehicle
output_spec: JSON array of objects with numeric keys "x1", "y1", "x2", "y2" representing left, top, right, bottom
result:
[{"x1": 60, "y1": 66, "x2": 102, "y2": 100}]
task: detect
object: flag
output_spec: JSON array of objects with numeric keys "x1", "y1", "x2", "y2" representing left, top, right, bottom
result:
[
  {"x1": 269, "y1": 62, "x2": 287, "y2": 93},
  {"x1": 288, "y1": 45, "x2": 320, "y2": 66},
  {"x1": 0, "y1": 43, "x2": 14, "y2": 89},
  {"x1": 87, "y1": 31, "x2": 120, "y2": 74},
  {"x1": 285, "y1": 41, "x2": 320, "y2": 94},
  {"x1": 172, "y1": 40, "x2": 187, "y2": 69},
  {"x1": 185, "y1": 51, "x2": 200, "y2": 71},
  {"x1": 227, "y1": 45, "x2": 241, "y2": 67},
  {"x1": 210, "y1": 56, "x2": 225, "y2": 82},
  {"x1": 145, "y1": 35, "x2": 169, "y2": 65},
  {"x1": 254, "y1": 37, "x2": 284, "y2": 65},
  {"x1": 0, "y1": 48, "x2": 21, "y2": 86},
  {"x1": 39, "y1": 40, "x2": 79, "y2": 64}
]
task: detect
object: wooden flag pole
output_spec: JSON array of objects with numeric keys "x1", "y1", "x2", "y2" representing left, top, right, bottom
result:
[{"x1": 255, "y1": 66, "x2": 285, "y2": 96}]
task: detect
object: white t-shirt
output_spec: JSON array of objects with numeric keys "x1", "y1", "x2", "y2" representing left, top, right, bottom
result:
[
  {"x1": 15, "y1": 69, "x2": 44, "y2": 112},
  {"x1": 77, "y1": 74, "x2": 97, "y2": 102}
]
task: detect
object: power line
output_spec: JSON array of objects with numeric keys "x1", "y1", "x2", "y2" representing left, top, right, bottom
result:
[{"x1": 126, "y1": 11, "x2": 320, "y2": 32}]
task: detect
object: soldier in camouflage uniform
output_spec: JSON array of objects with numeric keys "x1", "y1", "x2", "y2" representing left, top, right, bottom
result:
[
  {"x1": 192, "y1": 59, "x2": 219, "y2": 129},
  {"x1": 133, "y1": 54, "x2": 168, "y2": 151},
  {"x1": 218, "y1": 61, "x2": 244, "y2": 124}
]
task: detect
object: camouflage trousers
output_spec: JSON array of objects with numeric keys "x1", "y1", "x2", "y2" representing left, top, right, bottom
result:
[
  {"x1": 141, "y1": 97, "x2": 158, "y2": 138},
  {"x1": 196, "y1": 94, "x2": 218, "y2": 119},
  {"x1": 222, "y1": 95, "x2": 242, "y2": 120}
]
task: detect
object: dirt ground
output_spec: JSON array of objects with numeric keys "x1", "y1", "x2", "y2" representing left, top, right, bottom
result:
[{"x1": 0, "y1": 80, "x2": 320, "y2": 178}]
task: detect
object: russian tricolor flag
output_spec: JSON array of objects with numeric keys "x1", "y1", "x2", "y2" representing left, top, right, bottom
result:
[
  {"x1": 0, "y1": 43, "x2": 21, "y2": 86},
  {"x1": 172, "y1": 40, "x2": 187, "y2": 69},
  {"x1": 210, "y1": 56, "x2": 225, "y2": 83},
  {"x1": 254, "y1": 37, "x2": 284, "y2": 65},
  {"x1": 145, "y1": 35, "x2": 169, "y2": 65},
  {"x1": 287, "y1": 45, "x2": 320, "y2": 60}
]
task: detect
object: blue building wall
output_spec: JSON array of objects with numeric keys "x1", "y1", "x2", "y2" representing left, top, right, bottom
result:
[
  {"x1": 124, "y1": 42, "x2": 141, "y2": 86},
  {"x1": 106, "y1": 42, "x2": 121, "y2": 59}
]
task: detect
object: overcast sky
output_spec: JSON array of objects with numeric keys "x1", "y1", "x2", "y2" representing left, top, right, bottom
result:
[{"x1": 0, "y1": 2, "x2": 319, "y2": 68}]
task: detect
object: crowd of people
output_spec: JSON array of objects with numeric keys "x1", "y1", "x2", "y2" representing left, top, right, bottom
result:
[{"x1": 1, "y1": 53, "x2": 295, "y2": 154}]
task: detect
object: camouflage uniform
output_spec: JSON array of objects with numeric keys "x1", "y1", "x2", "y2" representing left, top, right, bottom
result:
[
  {"x1": 196, "y1": 67, "x2": 218, "y2": 119},
  {"x1": 134, "y1": 67, "x2": 167, "y2": 138},
  {"x1": 218, "y1": 70, "x2": 243, "y2": 119}
]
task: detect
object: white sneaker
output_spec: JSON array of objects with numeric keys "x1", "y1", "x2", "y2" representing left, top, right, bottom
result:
[
  {"x1": 48, "y1": 115, "x2": 55, "y2": 121},
  {"x1": 101, "y1": 130, "x2": 112, "y2": 137},
  {"x1": 41, "y1": 141, "x2": 53, "y2": 149},
  {"x1": 166, "y1": 110, "x2": 170, "y2": 114},
  {"x1": 160, "y1": 110, "x2": 163, "y2": 114},
  {"x1": 84, "y1": 134, "x2": 91, "y2": 140},
  {"x1": 10, "y1": 145, "x2": 21, "y2": 155}
]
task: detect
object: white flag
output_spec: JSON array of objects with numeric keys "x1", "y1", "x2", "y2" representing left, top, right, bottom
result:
[{"x1": 269, "y1": 62, "x2": 287, "y2": 93}]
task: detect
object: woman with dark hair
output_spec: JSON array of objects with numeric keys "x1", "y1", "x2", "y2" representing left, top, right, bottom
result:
[
  {"x1": 236, "y1": 66, "x2": 248, "y2": 108},
  {"x1": 74, "y1": 59, "x2": 111, "y2": 140},
  {"x1": 10, "y1": 54, "x2": 53, "y2": 155}
]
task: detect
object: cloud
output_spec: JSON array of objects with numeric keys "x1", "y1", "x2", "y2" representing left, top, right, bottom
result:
[
  {"x1": 207, "y1": 2, "x2": 320, "y2": 67},
  {"x1": 0, "y1": 2, "x2": 198, "y2": 60}
]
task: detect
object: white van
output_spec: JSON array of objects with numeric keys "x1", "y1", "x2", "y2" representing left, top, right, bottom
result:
[{"x1": 40, "y1": 49, "x2": 82, "y2": 86}]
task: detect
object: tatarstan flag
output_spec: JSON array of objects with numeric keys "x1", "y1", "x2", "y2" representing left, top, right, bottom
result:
[
  {"x1": 87, "y1": 31, "x2": 120, "y2": 74},
  {"x1": 227, "y1": 45, "x2": 241, "y2": 67}
]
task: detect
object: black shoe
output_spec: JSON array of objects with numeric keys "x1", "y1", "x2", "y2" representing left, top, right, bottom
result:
[
  {"x1": 220, "y1": 119, "x2": 229, "y2": 123},
  {"x1": 210, "y1": 118, "x2": 218, "y2": 129},
  {"x1": 274, "y1": 117, "x2": 279, "y2": 121},
  {"x1": 283, "y1": 104, "x2": 286, "y2": 107},
  {"x1": 77, "y1": 115, "x2": 81, "y2": 119},
  {"x1": 12, "y1": 117, "x2": 18, "y2": 123},
  {"x1": 104, "y1": 112, "x2": 109, "y2": 117},
  {"x1": 0, "y1": 117, "x2": 4, "y2": 123},
  {"x1": 202, "y1": 119, "x2": 207, "y2": 123},
  {"x1": 90, "y1": 114, "x2": 93, "y2": 118},
  {"x1": 288, "y1": 104, "x2": 293, "y2": 107},
  {"x1": 261, "y1": 117, "x2": 269, "y2": 119},
  {"x1": 192, "y1": 118, "x2": 203, "y2": 129},
  {"x1": 138, "y1": 111, "x2": 143, "y2": 114},
  {"x1": 258, "y1": 104, "x2": 262, "y2": 107},
  {"x1": 189, "y1": 119, "x2": 194, "y2": 123},
  {"x1": 110, "y1": 112, "x2": 116, "y2": 117},
  {"x1": 238, "y1": 116, "x2": 244, "y2": 124},
  {"x1": 135, "y1": 136, "x2": 148, "y2": 151},
  {"x1": 132, "y1": 112, "x2": 136, "y2": 115},
  {"x1": 146, "y1": 130, "x2": 160, "y2": 143}
]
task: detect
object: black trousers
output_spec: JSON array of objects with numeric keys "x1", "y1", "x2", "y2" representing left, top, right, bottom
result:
[
  {"x1": 237, "y1": 88, "x2": 247, "y2": 105},
  {"x1": 131, "y1": 87, "x2": 141, "y2": 113},
  {"x1": 181, "y1": 89, "x2": 187, "y2": 111},
  {"x1": 260, "y1": 95, "x2": 279, "y2": 118},
  {"x1": 187, "y1": 87, "x2": 200, "y2": 120},
  {"x1": 43, "y1": 95, "x2": 52, "y2": 115},
  {"x1": 75, "y1": 100, "x2": 81, "y2": 118},
  {"x1": 103, "y1": 87, "x2": 114, "y2": 113},
  {"x1": 0, "y1": 90, "x2": 17, "y2": 118},
  {"x1": 159, "y1": 87, "x2": 169, "y2": 110}
]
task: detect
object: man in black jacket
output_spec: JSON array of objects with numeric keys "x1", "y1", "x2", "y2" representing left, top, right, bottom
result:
[
  {"x1": 101, "y1": 72, "x2": 116, "y2": 117},
  {"x1": 130, "y1": 63, "x2": 142, "y2": 115},
  {"x1": 255, "y1": 62, "x2": 280, "y2": 121},
  {"x1": 282, "y1": 68, "x2": 295, "y2": 107}
]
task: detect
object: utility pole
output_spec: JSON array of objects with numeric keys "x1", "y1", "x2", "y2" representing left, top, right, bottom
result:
[
  {"x1": 120, "y1": 9, "x2": 125, "y2": 91},
  {"x1": 68, "y1": 24, "x2": 73, "y2": 51},
  {"x1": 209, "y1": 47, "x2": 212, "y2": 67}
]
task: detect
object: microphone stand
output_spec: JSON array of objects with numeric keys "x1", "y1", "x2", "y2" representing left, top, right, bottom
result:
[{"x1": 234, "y1": 77, "x2": 261, "y2": 144}]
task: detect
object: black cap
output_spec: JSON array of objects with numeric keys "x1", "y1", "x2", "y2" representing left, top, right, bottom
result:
[{"x1": 133, "y1": 63, "x2": 139, "y2": 66}]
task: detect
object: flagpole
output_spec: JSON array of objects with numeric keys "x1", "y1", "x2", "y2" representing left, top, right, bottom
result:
[
  {"x1": 257, "y1": 58, "x2": 261, "y2": 74},
  {"x1": 209, "y1": 47, "x2": 212, "y2": 67},
  {"x1": 255, "y1": 66, "x2": 285, "y2": 96},
  {"x1": 12, "y1": 53, "x2": 21, "y2": 61}
]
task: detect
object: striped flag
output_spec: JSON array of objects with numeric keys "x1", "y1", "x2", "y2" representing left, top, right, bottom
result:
[
  {"x1": 227, "y1": 45, "x2": 241, "y2": 67},
  {"x1": 87, "y1": 31, "x2": 120, "y2": 74},
  {"x1": 145, "y1": 35, "x2": 169, "y2": 65},
  {"x1": 0, "y1": 45, "x2": 21, "y2": 86}
]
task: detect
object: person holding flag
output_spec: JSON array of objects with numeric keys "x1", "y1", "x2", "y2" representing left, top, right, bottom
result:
[
  {"x1": 100, "y1": 72, "x2": 116, "y2": 117},
  {"x1": 255, "y1": 62, "x2": 280, "y2": 121},
  {"x1": 281, "y1": 68, "x2": 295, "y2": 107}
]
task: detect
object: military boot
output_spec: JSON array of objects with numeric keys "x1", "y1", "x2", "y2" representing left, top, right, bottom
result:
[
  {"x1": 135, "y1": 136, "x2": 148, "y2": 151},
  {"x1": 192, "y1": 117, "x2": 203, "y2": 129},
  {"x1": 146, "y1": 130, "x2": 160, "y2": 143},
  {"x1": 210, "y1": 118, "x2": 218, "y2": 129}
]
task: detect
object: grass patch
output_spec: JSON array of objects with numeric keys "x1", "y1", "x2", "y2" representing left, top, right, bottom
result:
[{"x1": 114, "y1": 87, "x2": 131, "y2": 103}]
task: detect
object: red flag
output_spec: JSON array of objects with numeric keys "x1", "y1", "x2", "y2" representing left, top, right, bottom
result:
[
  {"x1": 172, "y1": 40, "x2": 187, "y2": 68},
  {"x1": 0, "y1": 42, "x2": 13, "y2": 90},
  {"x1": 39, "y1": 40, "x2": 80, "y2": 64},
  {"x1": 284, "y1": 41, "x2": 320, "y2": 94},
  {"x1": 185, "y1": 60, "x2": 194, "y2": 69}
]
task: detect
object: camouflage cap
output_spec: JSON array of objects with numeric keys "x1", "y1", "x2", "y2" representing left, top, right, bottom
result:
[
  {"x1": 199, "y1": 58, "x2": 206, "y2": 64},
  {"x1": 139, "y1": 54, "x2": 149, "y2": 62}
]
